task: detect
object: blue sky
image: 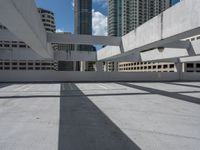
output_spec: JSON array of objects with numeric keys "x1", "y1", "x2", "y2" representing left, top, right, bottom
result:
[
  {"x1": 171, "y1": 0, "x2": 180, "y2": 5},
  {"x1": 36, "y1": 0, "x2": 178, "y2": 35},
  {"x1": 35, "y1": 0, "x2": 108, "y2": 35}
]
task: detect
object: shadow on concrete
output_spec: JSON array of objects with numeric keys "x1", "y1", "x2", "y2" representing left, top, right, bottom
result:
[
  {"x1": 0, "y1": 92, "x2": 149, "y2": 99},
  {"x1": 119, "y1": 83, "x2": 200, "y2": 105},
  {"x1": 0, "y1": 83, "x2": 12, "y2": 89},
  {"x1": 166, "y1": 82, "x2": 200, "y2": 89},
  {"x1": 58, "y1": 83, "x2": 141, "y2": 150}
]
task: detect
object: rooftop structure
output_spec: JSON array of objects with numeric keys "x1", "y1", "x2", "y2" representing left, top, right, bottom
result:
[
  {"x1": 0, "y1": 0, "x2": 199, "y2": 82},
  {"x1": 0, "y1": 1, "x2": 199, "y2": 149}
]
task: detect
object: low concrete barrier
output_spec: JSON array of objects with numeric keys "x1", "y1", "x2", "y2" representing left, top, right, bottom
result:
[{"x1": 0, "y1": 71, "x2": 199, "y2": 82}]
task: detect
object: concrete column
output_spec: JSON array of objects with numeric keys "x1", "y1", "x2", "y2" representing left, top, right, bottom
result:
[
  {"x1": 96, "y1": 61, "x2": 103, "y2": 72},
  {"x1": 80, "y1": 61, "x2": 86, "y2": 72},
  {"x1": 106, "y1": 61, "x2": 109, "y2": 72},
  {"x1": 175, "y1": 62, "x2": 183, "y2": 81},
  {"x1": 73, "y1": 61, "x2": 76, "y2": 71},
  {"x1": 114, "y1": 61, "x2": 118, "y2": 72}
]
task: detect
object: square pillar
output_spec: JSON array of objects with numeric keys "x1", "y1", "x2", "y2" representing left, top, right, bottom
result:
[
  {"x1": 96, "y1": 61, "x2": 103, "y2": 72},
  {"x1": 114, "y1": 61, "x2": 118, "y2": 72},
  {"x1": 73, "y1": 61, "x2": 76, "y2": 71},
  {"x1": 106, "y1": 61, "x2": 109, "y2": 72},
  {"x1": 175, "y1": 62, "x2": 183, "y2": 81}
]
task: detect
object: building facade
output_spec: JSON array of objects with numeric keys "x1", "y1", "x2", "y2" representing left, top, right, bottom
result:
[
  {"x1": 0, "y1": 8, "x2": 58, "y2": 71},
  {"x1": 74, "y1": 0, "x2": 93, "y2": 51},
  {"x1": 74, "y1": 0, "x2": 95, "y2": 71},
  {"x1": 118, "y1": 62, "x2": 176, "y2": 72},
  {"x1": 107, "y1": 0, "x2": 175, "y2": 73},
  {"x1": 108, "y1": 0, "x2": 122, "y2": 36},
  {"x1": 108, "y1": 0, "x2": 171, "y2": 36},
  {"x1": 38, "y1": 8, "x2": 56, "y2": 33}
]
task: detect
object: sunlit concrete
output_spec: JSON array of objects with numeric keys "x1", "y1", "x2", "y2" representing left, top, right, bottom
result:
[
  {"x1": 0, "y1": 0, "x2": 52, "y2": 58},
  {"x1": 97, "y1": 0, "x2": 200, "y2": 61},
  {"x1": 0, "y1": 82, "x2": 199, "y2": 150}
]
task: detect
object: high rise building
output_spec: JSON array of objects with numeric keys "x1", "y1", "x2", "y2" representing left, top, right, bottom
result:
[
  {"x1": 108, "y1": 0, "x2": 172, "y2": 73},
  {"x1": 74, "y1": 0, "x2": 92, "y2": 35},
  {"x1": 74, "y1": 0, "x2": 93, "y2": 51},
  {"x1": 0, "y1": 8, "x2": 58, "y2": 71},
  {"x1": 38, "y1": 8, "x2": 56, "y2": 33},
  {"x1": 108, "y1": 0, "x2": 171, "y2": 36},
  {"x1": 108, "y1": 0, "x2": 122, "y2": 36},
  {"x1": 74, "y1": 0, "x2": 95, "y2": 71}
]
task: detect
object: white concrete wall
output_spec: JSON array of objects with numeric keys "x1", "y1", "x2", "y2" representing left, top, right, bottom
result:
[
  {"x1": 98, "y1": 0, "x2": 200, "y2": 61},
  {"x1": 47, "y1": 33, "x2": 121, "y2": 46},
  {"x1": 0, "y1": 0, "x2": 52, "y2": 58},
  {"x1": 140, "y1": 48, "x2": 188, "y2": 61},
  {"x1": 180, "y1": 55, "x2": 200, "y2": 62},
  {"x1": 191, "y1": 40, "x2": 200, "y2": 55},
  {"x1": 0, "y1": 30, "x2": 19, "y2": 41},
  {"x1": 0, "y1": 48, "x2": 46, "y2": 60},
  {"x1": 0, "y1": 71, "x2": 199, "y2": 82},
  {"x1": 0, "y1": 71, "x2": 182, "y2": 82},
  {"x1": 122, "y1": 16, "x2": 162, "y2": 52},
  {"x1": 97, "y1": 46, "x2": 121, "y2": 60},
  {"x1": 181, "y1": 73, "x2": 200, "y2": 81},
  {"x1": 163, "y1": 0, "x2": 200, "y2": 38},
  {"x1": 54, "y1": 51, "x2": 97, "y2": 61}
]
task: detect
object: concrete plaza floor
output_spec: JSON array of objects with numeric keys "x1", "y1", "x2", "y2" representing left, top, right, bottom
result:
[{"x1": 0, "y1": 82, "x2": 200, "y2": 150}]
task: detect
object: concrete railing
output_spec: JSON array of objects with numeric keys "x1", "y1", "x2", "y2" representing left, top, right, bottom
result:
[{"x1": 0, "y1": 71, "x2": 199, "y2": 82}]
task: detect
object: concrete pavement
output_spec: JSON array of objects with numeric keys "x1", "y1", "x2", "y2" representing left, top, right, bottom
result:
[{"x1": 0, "y1": 82, "x2": 199, "y2": 150}]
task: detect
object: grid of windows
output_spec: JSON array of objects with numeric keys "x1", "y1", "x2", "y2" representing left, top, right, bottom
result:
[
  {"x1": 108, "y1": 0, "x2": 170, "y2": 36},
  {"x1": 117, "y1": 62, "x2": 176, "y2": 72},
  {"x1": 0, "y1": 60, "x2": 57, "y2": 71},
  {"x1": 0, "y1": 41, "x2": 30, "y2": 48},
  {"x1": 184, "y1": 63, "x2": 200, "y2": 72},
  {"x1": 38, "y1": 8, "x2": 56, "y2": 33}
]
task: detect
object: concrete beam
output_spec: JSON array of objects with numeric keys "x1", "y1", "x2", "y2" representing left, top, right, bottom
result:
[
  {"x1": 0, "y1": 48, "x2": 46, "y2": 60},
  {"x1": 163, "y1": 41, "x2": 190, "y2": 49},
  {"x1": 0, "y1": 30, "x2": 20, "y2": 41},
  {"x1": 98, "y1": 0, "x2": 200, "y2": 61},
  {"x1": 54, "y1": 50, "x2": 97, "y2": 61},
  {"x1": 47, "y1": 33, "x2": 121, "y2": 46},
  {"x1": 180, "y1": 55, "x2": 200, "y2": 62},
  {"x1": 0, "y1": 0, "x2": 52, "y2": 58}
]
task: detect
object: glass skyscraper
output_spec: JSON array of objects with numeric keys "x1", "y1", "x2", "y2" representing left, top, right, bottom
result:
[
  {"x1": 74, "y1": 0, "x2": 95, "y2": 71},
  {"x1": 74, "y1": 0, "x2": 94, "y2": 52},
  {"x1": 74, "y1": 0, "x2": 92, "y2": 35}
]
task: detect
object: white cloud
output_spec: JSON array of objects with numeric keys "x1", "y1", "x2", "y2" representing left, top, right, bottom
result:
[
  {"x1": 56, "y1": 28, "x2": 64, "y2": 33},
  {"x1": 92, "y1": 9, "x2": 107, "y2": 36},
  {"x1": 93, "y1": 0, "x2": 107, "y2": 8},
  {"x1": 72, "y1": 0, "x2": 74, "y2": 8}
]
